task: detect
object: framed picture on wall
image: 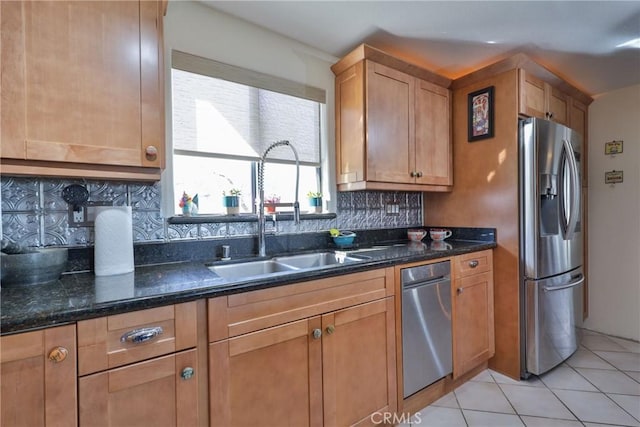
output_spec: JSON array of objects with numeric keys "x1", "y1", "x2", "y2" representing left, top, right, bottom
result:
[{"x1": 468, "y1": 86, "x2": 494, "y2": 142}]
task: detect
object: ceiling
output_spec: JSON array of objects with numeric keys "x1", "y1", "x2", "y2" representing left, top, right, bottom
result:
[{"x1": 201, "y1": 1, "x2": 640, "y2": 96}]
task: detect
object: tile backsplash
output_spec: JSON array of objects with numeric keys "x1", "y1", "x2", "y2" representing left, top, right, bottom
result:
[{"x1": 1, "y1": 176, "x2": 422, "y2": 247}]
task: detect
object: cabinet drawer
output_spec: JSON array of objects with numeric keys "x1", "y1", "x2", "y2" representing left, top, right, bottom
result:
[
  {"x1": 78, "y1": 302, "x2": 197, "y2": 376},
  {"x1": 208, "y1": 267, "x2": 395, "y2": 342},
  {"x1": 455, "y1": 250, "x2": 493, "y2": 278}
]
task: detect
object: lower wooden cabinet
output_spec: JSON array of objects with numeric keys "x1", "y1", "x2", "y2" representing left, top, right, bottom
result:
[
  {"x1": 208, "y1": 268, "x2": 397, "y2": 427},
  {"x1": 321, "y1": 298, "x2": 396, "y2": 427},
  {"x1": 452, "y1": 250, "x2": 495, "y2": 378},
  {"x1": 79, "y1": 349, "x2": 199, "y2": 427},
  {"x1": 77, "y1": 301, "x2": 207, "y2": 427},
  {"x1": 0, "y1": 324, "x2": 77, "y2": 427}
]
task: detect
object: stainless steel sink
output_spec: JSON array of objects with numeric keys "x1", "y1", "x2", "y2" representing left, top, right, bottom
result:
[
  {"x1": 208, "y1": 259, "x2": 298, "y2": 280},
  {"x1": 207, "y1": 251, "x2": 370, "y2": 281},
  {"x1": 274, "y1": 251, "x2": 368, "y2": 269}
]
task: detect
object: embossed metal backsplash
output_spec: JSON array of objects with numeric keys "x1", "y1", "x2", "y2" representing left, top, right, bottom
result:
[{"x1": 1, "y1": 176, "x2": 422, "y2": 247}]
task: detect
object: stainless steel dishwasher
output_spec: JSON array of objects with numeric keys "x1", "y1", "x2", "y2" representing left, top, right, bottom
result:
[{"x1": 402, "y1": 260, "x2": 452, "y2": 398}]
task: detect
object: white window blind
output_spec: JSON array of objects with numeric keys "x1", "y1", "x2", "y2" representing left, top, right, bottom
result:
[{"x1": 171, "y1": 51, "x2": 324, "y2": 166}]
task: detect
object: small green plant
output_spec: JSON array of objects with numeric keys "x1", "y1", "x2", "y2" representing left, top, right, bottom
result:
[
  {"x1": 223, "y1": 188, "x2": 242, "y2": 196},
  {"x1": 307, "y1": 191, "x2": 322, "y2": 198}
]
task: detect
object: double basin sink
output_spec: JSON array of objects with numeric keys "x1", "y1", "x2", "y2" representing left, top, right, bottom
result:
[{"x1": 207, "y1": 251, "x2": 373, "y2": 281}]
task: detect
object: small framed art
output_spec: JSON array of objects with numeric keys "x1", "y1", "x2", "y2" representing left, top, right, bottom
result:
[{"x1": 468, "y1": 86, "x2": 494, "y2": 142}]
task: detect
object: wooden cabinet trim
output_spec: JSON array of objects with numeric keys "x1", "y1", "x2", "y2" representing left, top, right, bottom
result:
[
  {"x1": 228, "y1": 318, "x2": 309, "y2": 356},
  {"x1": 453, "y1": 52, "x2": 592, "y2": 106},
  {"x1": 331, "y1": 43, "x2": 451, "y2": 88},
  {"x1": 0, "y1": 329, "x2": 44, "y2": 362},
  {"x1": 108, "y1": 351, "x2": 175, "y2": 393},
  {"x1": 335, "y1": 61, "x2": 365, "y2": 185}
]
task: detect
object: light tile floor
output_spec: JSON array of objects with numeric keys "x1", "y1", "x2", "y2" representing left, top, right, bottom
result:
[{"x1": 401, "y1": 329, "x2": 640, "y2": 426}]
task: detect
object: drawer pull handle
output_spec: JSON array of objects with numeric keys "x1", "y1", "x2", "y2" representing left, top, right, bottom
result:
[
  {"x1": 468, "y1": 260, "x2": 479, "y2": 268},
  {"x1": 325, "y1": 325, "x2": 336, "y2": 335},
  {"x1": 181, "y1": 367, "x2": 195, "y2": 380},
  {"x1": 121, "y1": 326, "x2": 163, "y2": 344},
  {"x1": 48, "y1": 346, "x2": 68, "y2": 363}
]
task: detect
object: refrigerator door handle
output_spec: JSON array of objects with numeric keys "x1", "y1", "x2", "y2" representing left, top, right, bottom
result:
[
  {"x1": 543, "y1": 275, "x2": 585, "y2": 292},
  {"x1": 561, "y1": 138, "x2": 580, "y2": 241}
]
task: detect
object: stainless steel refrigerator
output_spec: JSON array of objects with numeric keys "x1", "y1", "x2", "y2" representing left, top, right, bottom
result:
[{"x1": 520, "y1": 117, "x2": 584, "y2": 377}]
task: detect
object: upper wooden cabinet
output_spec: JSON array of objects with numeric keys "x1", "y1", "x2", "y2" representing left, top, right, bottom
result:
[
  {"x1": 1, "y1": 325, "x2": 77, "y2": 427},
  {"x1": 332, "y1": 44, "x2": 452, "y2": 192},
  {"x1": 519, "y1": 70, "x2": 569, "y2": 126},
  {"x1": 1, "y1": 1, "x2": 165, "y2": 181}
]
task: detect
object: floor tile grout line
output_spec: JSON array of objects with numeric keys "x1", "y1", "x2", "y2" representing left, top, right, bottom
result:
[
  {"x1": 550, "y1": 357, "x2": 640, "y2": 425},
  {"x1": 494, "y1": 377, "x2": 582, "y2": 424}
]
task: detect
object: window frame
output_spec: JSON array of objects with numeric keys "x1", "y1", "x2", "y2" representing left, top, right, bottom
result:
[{"x1": 164, "y1": 50, "x2": 328, "y2": 218}]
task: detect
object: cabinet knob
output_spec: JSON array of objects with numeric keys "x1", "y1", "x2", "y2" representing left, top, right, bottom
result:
[
  {"x1": 312, "y1": 328, "x2": 322, "y2": 340},
  {"x1": 468, "y1": 260, "x2": 479, "y2": 268},
  {"x1": 48, "y1": 346, "x2": 68, "y2": 363},
  {"x1": 181, "y1": 367, "x2": 195, "y2": 380},
  {"x1": 145, "y1": 145, "x2": 158, "y2": 161},
  {"x1": 457, "y1": 288, "x2": 464, "y2": 295},
  {"x1": 325, "y1": 325, "x2": 336, "y2": 335},
  {"x1": 416, "y1": 171, "x2": 423, "y2": 178}
]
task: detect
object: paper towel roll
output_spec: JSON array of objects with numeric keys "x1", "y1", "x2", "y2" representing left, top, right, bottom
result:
[{"x1": 94, "y1": 206, "x2": 134, "y2": 276}]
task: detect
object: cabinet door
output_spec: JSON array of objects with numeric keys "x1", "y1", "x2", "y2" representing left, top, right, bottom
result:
[
  {"x1": 1, "y1": 325, "x2": 77, "y2": 427},
  {"x1": 209, "y1": 318, "x2": 323, "y2": 427},
  {"x1": 322, "y1": 298, "x2": 397, "y2": 427},
  {"x1": 452, "y1": 271, "x2": 495, "y2": 379},
  {"x1": 519, "y1": 70, "x2": 569, "y2": 126},
  {"x1": 519, "y1": 70, "x2": 547, "y2": 119},
  {"x1": 415, "y1": 79, "x2": 452, "y2": 186},
  {"x1": 366, "y1": 61, "x2": 414, "y2": 184},
  {"x1": 1, "y1": 1, "x2": 163, "y2": 168},
  {"x1": 548, "y1": 85, "x2": 569, "y2": 126},
  {"x1": 79, "y1": 349, "x2": 199, "y2": 427}
]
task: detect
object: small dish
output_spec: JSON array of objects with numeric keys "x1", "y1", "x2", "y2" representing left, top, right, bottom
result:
[{"x1": 333, "y1": 231, "x2": 356, "y2": 248}]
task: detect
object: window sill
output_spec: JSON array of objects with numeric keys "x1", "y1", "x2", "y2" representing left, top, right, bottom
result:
[{"x1": 167, "y1": 212, "x2": 336, "y2": 224}]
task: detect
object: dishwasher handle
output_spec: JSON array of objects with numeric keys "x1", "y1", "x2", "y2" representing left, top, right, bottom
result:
[{"x1": 402, "y1": 276, "x2": 450, "y2": 290}]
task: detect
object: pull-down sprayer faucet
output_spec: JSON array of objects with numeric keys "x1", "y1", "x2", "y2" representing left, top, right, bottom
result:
[{"x1": 257, "y1": 140, "x2": 300, "y2": 257}]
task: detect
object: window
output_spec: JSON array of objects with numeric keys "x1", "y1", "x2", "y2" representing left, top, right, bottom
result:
[{"x1": 170, "y1": 51, "x2": 325, "y2": 215}]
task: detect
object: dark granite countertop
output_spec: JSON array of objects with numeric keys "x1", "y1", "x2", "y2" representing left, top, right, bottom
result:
[{"x1": 1, "y1": 239, "x2": 496, "y2": 335}]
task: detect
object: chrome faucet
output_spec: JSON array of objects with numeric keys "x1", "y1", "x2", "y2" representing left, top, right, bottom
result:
[{"x1": 257, "y1": 140, "x2": 300, "y2": 257}]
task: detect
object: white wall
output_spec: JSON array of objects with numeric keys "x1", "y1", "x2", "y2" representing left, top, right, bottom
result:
[
  {"x1": 161, "y1": 1, "x2": 338, "y2": 214},
  {"x1": 585, "y1": 84, "x2": 640, "y2": 341}
]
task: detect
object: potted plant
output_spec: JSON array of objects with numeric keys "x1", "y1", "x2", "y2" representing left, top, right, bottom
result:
[
  {"x1": 222, "y1": 189, "x2": 241, "y2": 215},
  {"x1": 307, "y1": 191, "x2": 323, "y2": 213},
  {"x1": 264, "y1": 194, "x2": 280, "y2": 214}
]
